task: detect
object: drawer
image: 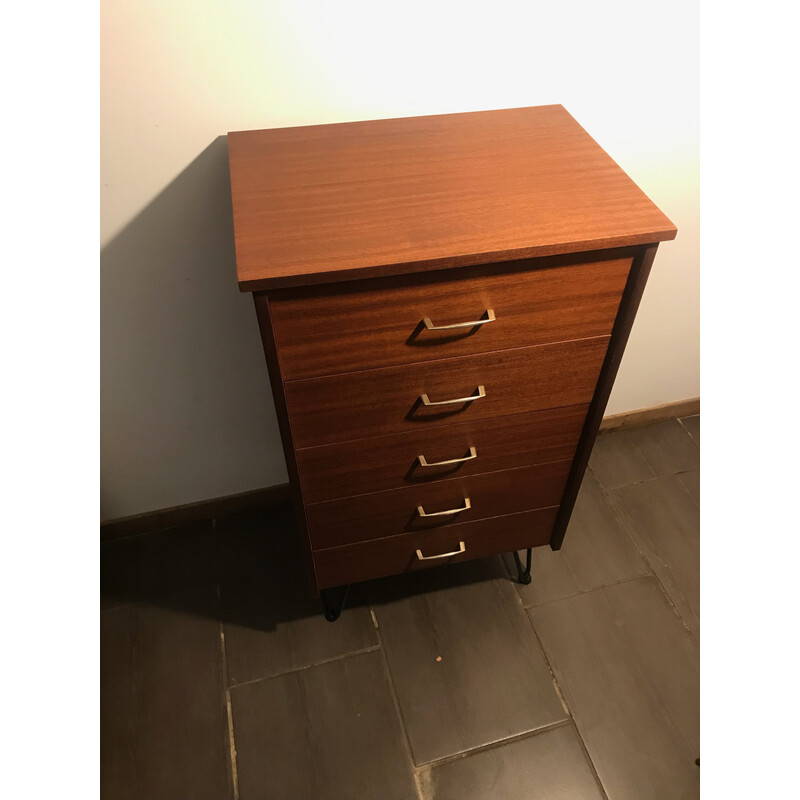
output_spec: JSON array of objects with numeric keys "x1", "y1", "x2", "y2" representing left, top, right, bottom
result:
[
  {"x1": 306, "y1": 459, "x2": 570, "y2": 549},
  {"x1": 285, "y1": 337, "x2": 609, "y2": 448},
  {"x1": 269, "y1": 255, "x2": 631, "y2": 380},
  {"x1": 297, "y1": 405, "x2": 588, "y2": 504},
  {"x1": 313, "y1": 506, "x2": 559, "y2": 589}
]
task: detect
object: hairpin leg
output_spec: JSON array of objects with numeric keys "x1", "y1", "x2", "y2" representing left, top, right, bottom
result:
[
  {"x1": 321, "y1": 584, "x2": 350, "y2": 622},
  {"x1": 512, "y1": 548, "x2": 532, "y2": 585}
]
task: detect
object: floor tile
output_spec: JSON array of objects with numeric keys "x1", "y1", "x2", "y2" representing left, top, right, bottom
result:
[
  {"x1": 217, "y1": 507, "x2": 378, "y2": 685},
  {"x1": 370, "y1": 557, "x2": 568, "y2": 764},
  {"x1": 590, "y1": 419, "x2": 699, "y2": 490},
  {"x1": 588, "y1": 428, "x2": 657, "y2": 489},
  {"x1": 604, "y1": 578, "x2": 699, "y2": 752},
  {"x1": 504, "y1": 471, "x2": 649, "y2": 607},
  {"x1": 530, "y1": 577, "x2": 699, "y2": 800},
  {"x1": 101, "y1": 520, "x2": 215, "y2": 610},
  {"x1": 230, "y1": 651, "x2": 417, "y2": 800},
  {"x1": 679, "y1": 414, "x2": 700, "y2": 445},
  {"x1": 678, "y1": 469, "x2": 700, "y2": 506},
  {"x1": 418, "y1": 724, "x2": 605, "y2": 800},
  {"x1": 100, "y1": 587, "x2": 232, "y2": 800},
  {"x1": 608, "y1": 474, "x2": 700, "y2": 635}
]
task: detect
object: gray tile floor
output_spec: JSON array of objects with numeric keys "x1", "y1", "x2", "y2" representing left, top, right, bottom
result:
[{"x1": 101, "y1": 415, "x2": 700, "y2": 800}]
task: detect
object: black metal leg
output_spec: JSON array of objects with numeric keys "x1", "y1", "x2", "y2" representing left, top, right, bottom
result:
[
  {"x1": 512, "y1": 548, "x2": 533, "y2": 585},
  {"x1": 321, "y1": 584, "x2": 350, "y2": 622}
]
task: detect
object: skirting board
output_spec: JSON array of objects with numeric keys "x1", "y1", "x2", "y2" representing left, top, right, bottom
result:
[
  {"x1": 100, "y1": 396, "x2": 699, "y2": 541},
  {"x1": 100, "y1": 484, "x2": 291, "y2": 542},
  {"x1": 599, "y1": 396, "x2": 699, "y2": 433}
]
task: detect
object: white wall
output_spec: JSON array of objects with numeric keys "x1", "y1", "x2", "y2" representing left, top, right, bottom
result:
[{"x1": 101, "y1": 0, "x2": 699, "y2": 521}]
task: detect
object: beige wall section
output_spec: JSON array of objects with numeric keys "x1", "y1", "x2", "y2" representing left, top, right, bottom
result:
[{"x1": 101, "y1": 0, "x2": 699, "y2": 520}]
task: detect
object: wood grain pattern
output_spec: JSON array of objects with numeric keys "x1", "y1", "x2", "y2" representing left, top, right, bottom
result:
[
  {"x1": 296, "y1": 404, "x2": 588, "y2": 504},
  {"x1": 313, "y1": 507, "x2": 559, "y2": 588},
  {"x1": 269, "y1": 253, "x2": 632, "y2": 379},
  {"x1": 307, "y1": 459, "x2": 571, "y2": 549},
  {"x1": 227, "y1": 105, "x2": 676, "y2": 290},
  {"x1": 233, "y1": 108, "x2": 675, "y2": 592},
  {"x1": 284, "y1": 337, "x2": 610, "y2": 448}
]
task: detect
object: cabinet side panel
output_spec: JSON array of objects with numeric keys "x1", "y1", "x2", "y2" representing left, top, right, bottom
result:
[
  {"x1": 550, "y1": 243, "x2": 659, "y2": 550},
  {"x1": 252, "y1": 291, "x2": 319, "y2": 594}
]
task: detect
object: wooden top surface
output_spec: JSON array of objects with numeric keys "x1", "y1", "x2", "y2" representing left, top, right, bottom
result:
[{"x1": 227, "y1": 105, "x2": 676, "y2": 291}]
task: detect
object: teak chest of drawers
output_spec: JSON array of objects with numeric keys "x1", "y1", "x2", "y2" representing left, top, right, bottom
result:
[{"x1": 227, "y1": 105, "x2": 677, "y2": 618}]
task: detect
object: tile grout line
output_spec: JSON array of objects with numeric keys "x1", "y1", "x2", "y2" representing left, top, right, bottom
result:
[
  {"x1": 520, "y1": 598, "x2": 611, "y2": 800},
  {"x1": 542, "y1": 570, "x2": 698, "y2": 767},
  {"x1": 567, "y1": 717, "x2": 612, "y2": 800},
  {"x1": 227, "y1": 643, "x2": 384, "y2": 690},
  {"x1": 677, "y1": 415, "x2": 700, "y2": 446},
  {"x1": 518, "y1": 570, "x2": 653, "y2": 611},
  {"x1": 589, "y1": 465, "x2": 699, "y2": 643},
  {"x1": 416, "y1": 718, "x2": 573, "y2": 772},
  {"x1": 213, "y1": 519, "x2": 240, "y2": 800},
  {"x1": 528, "y1": 581, "x2": 691, "y2": 800},
  {"x1": 586, "y1": 468, "x2": 699, "y2": 493},
  {"x1": 553, "y1": 447, "x2": 701, "y2": 765},
  {"x1": 367, "y1": 602, "x2": 426, "y2": 800},
  {"x1": 220, "y1": 623, "x2": 240, "y2": 800}
]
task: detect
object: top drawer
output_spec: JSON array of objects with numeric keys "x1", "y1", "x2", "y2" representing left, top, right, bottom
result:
[{"x1": 268, "y1": 253, "x2": 632, "y2": 380}]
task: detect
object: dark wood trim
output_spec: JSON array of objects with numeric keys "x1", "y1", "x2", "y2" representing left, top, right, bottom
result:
[
  {"x1": 599, "y1": 397, "x2": 700, "y2": 432},
  {"x1": 100, "y1": 483, "x2": 290, "y2": 542},
  {"x1": 252, "y1": 291, "x2": 320, "y2": 595},
  {"x1": 550, "y1": 243, "x2": 660, "y2": 550}
]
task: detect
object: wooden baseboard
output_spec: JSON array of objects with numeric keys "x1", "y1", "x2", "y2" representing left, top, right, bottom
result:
[
  {"x1": 101, "y1": 397, "x2": 699, "y2": 540},
  {"x1": 599, "y1": 397, "x2": 700, "y2": 433},
  {"x1": 100, "y1": 483, "x2": 291, "y2": 541}
]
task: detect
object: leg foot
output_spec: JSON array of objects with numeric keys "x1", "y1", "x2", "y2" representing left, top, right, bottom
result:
[
  {"x1": 321, "y1": 584, "x2": 350, "y2": 622},
  {"x1": 512, "y1": 548, "x2": 532, "y2": 585}
]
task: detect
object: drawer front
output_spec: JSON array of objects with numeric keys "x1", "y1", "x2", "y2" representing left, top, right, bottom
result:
[
  {"x1": 306, "y1": 459, "x2": 571, "y2": 549},
  {"x1": 297, "y1": 404, "x2": 588, "y2": 504},
  {"x1": 285, "y1": 337, "x2": 609, "y2": 448},
  {"x1": 270, "y1": 256, "x2": 632, "y2": 380},
  {"x1": 313, "y1": 507, "x2": 559, "y2": 589}
]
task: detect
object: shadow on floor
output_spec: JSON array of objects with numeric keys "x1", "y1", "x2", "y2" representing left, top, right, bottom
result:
[{"x1": 100, "y1": 500, "x2": 518, "y2": 631}]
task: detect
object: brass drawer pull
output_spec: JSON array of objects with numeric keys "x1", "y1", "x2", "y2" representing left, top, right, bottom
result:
[
  {"x1": 417, "y1": 497, "x2": 471, "y2": 517},
  {"x1": 423, "y1": 310, "x2": 495, "y2": 331},
  {"x1": 420, "y1": 385, "x2": 486, "y2": 407},
  {"x1": 418, "y1": 446, "x2": 477, "y2": 468},
  {"x1": 416, "y1": 541, "x2": 467, "y2": 560}
]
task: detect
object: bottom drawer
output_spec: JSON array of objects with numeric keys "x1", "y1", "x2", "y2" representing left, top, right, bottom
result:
[
  {"x1": 313, "y1": 506, "x2": 558, "y2": 589},
  {"x1": 306, "y1": 459, "x2": 571, "y2": 549}
]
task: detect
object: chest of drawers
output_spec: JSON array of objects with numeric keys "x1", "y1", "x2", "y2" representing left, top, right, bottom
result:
[{"x1": 227, "y1": 105, "x2": 676, "y2": 614}]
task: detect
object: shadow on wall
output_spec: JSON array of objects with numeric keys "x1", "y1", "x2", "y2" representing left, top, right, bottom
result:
[{"x1": 101, "y1": 137, "x2": 287, "y2": 522}]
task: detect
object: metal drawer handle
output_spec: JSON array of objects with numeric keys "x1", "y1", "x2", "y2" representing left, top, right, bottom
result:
[
  {"x1": 420, "y1": 385, "x2": 486, "y2": 407},
  {"x1": 423, "y1": 310, "x2": 495, "y2": 331},
  {"x1": 417, "y1": 497, "x2": 471, "y2": 517},
  {"x1": 418, "y1": 446, "x2": 477, "y2": 468},
  {"x1": 416, "y1": 541, "x2": 467, "y2": 561}
]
